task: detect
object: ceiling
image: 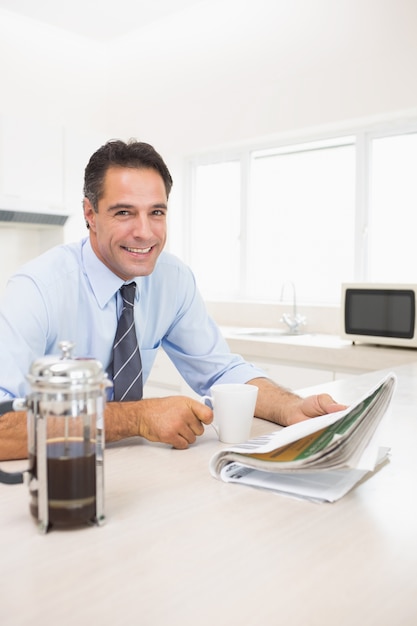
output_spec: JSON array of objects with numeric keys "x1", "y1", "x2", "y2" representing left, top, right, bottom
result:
[{"x1": 0, "y1": 0, "x2": 204, "y2": 42}]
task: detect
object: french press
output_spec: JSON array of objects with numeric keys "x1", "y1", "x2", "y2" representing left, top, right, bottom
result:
[{"x1": 0, "y1": 341, "x2": 111, "y2": 533}]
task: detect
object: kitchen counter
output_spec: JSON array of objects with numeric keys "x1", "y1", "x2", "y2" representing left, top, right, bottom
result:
[
  {"x1": 221, "y1": 326, "x2": 417, "y2": 374},
  {"x1": 1, "y1": 363, "x2": 417, "y2": 626},
  {"x1": 144, "y1": 326, "x2": 417, "y2": 399}
]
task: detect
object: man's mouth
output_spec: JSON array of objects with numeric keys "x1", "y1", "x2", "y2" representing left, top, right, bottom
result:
[{"x1": 123, "y1": 246, "x2": 153, "y2": 254}]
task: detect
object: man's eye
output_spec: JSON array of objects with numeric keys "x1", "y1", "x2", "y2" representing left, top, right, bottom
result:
[
  {"x1": 115, "y1": 210, "x2": 130, "y2": 216},
  {"x1": 152, "y1": 210, "x2": 166, "y2": 216}
]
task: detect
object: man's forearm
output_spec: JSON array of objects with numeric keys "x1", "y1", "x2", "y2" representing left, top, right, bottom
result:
[
  {"x1": 0, "y1": 395, "x2": 213, "y2": 461},
  {"x1": 104, "y1": 401, "x2": 141, "y2": 441},
  {"x1": 0, "y1": 411, "x2": 28, "y2": 461},
  {"x1": 247, "y1": 377, "x2": 301, "y2": 424},
  {"x1": 0, "y1": 403, "x2": 141, "y2": 462}
]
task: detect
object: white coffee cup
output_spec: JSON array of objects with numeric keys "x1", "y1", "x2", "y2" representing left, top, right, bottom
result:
[{"x1": 201, "y1": 383, "x2": 258, "y2": 444}]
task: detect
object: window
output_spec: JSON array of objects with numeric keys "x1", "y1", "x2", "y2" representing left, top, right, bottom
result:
[
  {"x1": 246, "y1": 139, "x2": 355, "y2": 303},
  {"x1": 189, "y1": 161, "x2": 241, "y2": 299},
  {"x1": 368, "y1": 132, "x2": 417, "y2": 283},
  {"x1": 187, "y1": 121, "x2": 417, "y2": 305}
]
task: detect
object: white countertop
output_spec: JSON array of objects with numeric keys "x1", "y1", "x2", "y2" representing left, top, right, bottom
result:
[
  {"x1": 221, "y1": 326, "x2": 417, "y2": 373},
  {"x1": 1, "y1": 364, "x2": 417, "y2": 625}
]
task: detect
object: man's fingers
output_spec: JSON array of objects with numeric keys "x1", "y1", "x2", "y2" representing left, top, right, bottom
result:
[
  {"x1": 172, "y1": 424, "x2": 200, "y2": 449},
  {"x1": 189, "y1": 399, "x2": 213, "y2": 425}
]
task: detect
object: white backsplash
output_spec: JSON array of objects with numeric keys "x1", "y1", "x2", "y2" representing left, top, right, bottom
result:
[
  {"x1": 0, "y1": 224, "x2": 64, "y2": 294},
  {"x1": 205, "y1": 300, "x2": 341, "y2": 336}
]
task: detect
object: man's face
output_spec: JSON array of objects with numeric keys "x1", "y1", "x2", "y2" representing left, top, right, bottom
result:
[{"x1": 84, "y1": 166, "x2": 168, "y2": 281}]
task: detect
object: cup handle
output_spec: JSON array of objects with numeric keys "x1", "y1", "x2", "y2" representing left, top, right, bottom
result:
[
  {"x1": 200, "y1": 395, "x2": 213, "y2": 408},
  {"x1": 200, "y1": 396, "x2": 219, "y2": 436}
]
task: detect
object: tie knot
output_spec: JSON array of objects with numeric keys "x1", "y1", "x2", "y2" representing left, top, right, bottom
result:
[{"x1": 120, "y1": 282, "x2": 136, "y2": 307}]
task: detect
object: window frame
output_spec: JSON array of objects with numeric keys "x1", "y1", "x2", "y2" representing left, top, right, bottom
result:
[{"x1": 185, "y1": 115, "x2": 417, "y2": 305}]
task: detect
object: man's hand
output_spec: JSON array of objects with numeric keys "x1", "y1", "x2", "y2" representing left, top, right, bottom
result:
[
  {"x1": 247, "y1": 377, "x2": 347, "y2": 427},
  {"x1": 278, "y1": 393, "x2": 346, "y2": 427},
  {"x1": 105, "y1": 396, "x2": 213, "y2": 449},
  {"x1": 137, "y1": 396, "x2": 213, "y2": 449}
]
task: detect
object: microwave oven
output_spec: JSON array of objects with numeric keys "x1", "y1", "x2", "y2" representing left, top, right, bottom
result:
[{"x1": 341, "y1": 283, "x2": 417, "y2": 348}]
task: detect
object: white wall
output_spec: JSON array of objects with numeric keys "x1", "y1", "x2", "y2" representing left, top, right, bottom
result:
[
  {"x1": 105, "y1": 0, "x2": 417, "y2": 152},
  {"x1": 102, "y1": 0, "x2": 417, "y2": 257},
  {"x1": 0, "y1": 9, "x2": 108, "y2": 129},
  {"x1": 0, "y1": 8, "x2": 111, "y2": 278},
  {"x1": 1, "y1": 0, "x2": 417, "y2": 285}
]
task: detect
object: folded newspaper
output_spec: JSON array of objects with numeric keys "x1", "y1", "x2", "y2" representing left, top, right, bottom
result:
[{"x1": 209, "y1": 373, "x2": 396, "y2": 503}]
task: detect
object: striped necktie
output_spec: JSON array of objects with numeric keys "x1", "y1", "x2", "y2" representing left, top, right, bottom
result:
[{"x1": 108, "y1": 282, "x2": 143, "y2": 401}]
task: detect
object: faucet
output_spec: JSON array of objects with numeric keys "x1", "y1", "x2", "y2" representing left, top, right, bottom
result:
[{"x1": 279, "y1": 281, "x2": 306, "y2": 334}]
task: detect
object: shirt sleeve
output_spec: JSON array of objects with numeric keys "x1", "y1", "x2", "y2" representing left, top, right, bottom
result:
[
  {"x1": 160, "y1": 264, "x2": 267, "y2": 397},
  {"x1": 0, "y1": 273, "x2": 50, "y2": 399}
]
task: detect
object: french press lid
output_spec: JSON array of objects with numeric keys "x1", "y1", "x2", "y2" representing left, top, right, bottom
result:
[{"x1": 27, "y1": 341, "x2": 109, "y2": 391}]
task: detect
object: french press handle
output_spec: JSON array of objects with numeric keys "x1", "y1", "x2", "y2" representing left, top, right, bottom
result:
[{"x1": 0, "y1": 400, "x2": 25, "y2": 485}]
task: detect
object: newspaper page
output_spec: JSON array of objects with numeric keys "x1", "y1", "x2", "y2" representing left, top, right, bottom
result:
[{"x1": 209, "y1": 373, "x2": 396, "y2": 502}]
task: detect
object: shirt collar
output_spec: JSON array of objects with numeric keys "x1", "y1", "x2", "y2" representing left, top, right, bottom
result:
[{"x1": 81, "y1": 237, "x2": 140, "y2": 308}]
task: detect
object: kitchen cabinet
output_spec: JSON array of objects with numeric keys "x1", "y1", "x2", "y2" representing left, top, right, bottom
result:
[
  {"x1": 143, "y1": 349, "x2": 335, "y2": 399},
  {"x1": 0, "y1": 115, "x2": 64, "y2": 214},
  {"x1": 143, "y1": 329, "x2": 417, "y2": 399},
  {"x1": 245, "y1": 358, "x2": 334, "y2": 390},
  {"x1": 143, "y1": 349, "x2": 200, "y2": 399}
]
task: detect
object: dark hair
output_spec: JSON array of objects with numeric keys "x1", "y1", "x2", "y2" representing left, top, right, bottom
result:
[{"x1": 83, "y1": 139, "x2": 173, "y2": 212}]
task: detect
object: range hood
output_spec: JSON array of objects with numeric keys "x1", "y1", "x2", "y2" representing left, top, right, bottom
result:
[
  {"x1": 0, "y1": 208, "x2": 68, "y2": 226},
  {"x1": 0, "y1": 194, "x2": 69, "y2": 227}
]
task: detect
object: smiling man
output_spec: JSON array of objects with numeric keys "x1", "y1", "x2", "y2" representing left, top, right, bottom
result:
[
  {"x1": 0, "y1": 139, "x2": 344, "y2": 460},
  {"x1": 85, "y1": 166, "x2": 168, "y2": 280}
]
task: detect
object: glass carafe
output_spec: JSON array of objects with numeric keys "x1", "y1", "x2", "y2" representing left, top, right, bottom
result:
[{"x1": 0, "y1": 341, "x2": 111, "y2": 533}]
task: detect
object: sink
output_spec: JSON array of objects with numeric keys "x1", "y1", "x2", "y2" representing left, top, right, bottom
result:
[{"x1": 228, "y1": 327, "x2": 309, "y2": 338}]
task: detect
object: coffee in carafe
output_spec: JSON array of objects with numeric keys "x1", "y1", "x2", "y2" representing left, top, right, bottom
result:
[{"x1": 29, "y1": 435, "x2": 98, "y2": 527}]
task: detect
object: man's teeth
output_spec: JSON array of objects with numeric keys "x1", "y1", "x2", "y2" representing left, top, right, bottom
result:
[{"x1": 126, "y1": 246, "x2": 152, "y2": 254}]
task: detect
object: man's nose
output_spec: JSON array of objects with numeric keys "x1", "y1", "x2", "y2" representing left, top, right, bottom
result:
[{"x1": 132, "y1": 215, "x2": 153, "y2": 238}]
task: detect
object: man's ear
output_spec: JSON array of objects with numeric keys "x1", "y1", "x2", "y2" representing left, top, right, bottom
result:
[{"x1": 83, "y1": 198, "x2": 96, "y2": 231}]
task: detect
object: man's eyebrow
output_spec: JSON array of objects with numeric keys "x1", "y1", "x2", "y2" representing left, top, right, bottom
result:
[
  {"x1": 107, "y1": 202, "x2": 168, "y2": 212},
  {"x1": 107, "y1": 203, "x2": 134, "y2": 212},
  {"x1": 154, "y1": 203, "x2": 168, "y2": 209}
]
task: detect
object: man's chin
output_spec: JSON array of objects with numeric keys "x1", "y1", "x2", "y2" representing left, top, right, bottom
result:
[{"x1": 124, "y1": 259, "x2": 157, "y2": 279}]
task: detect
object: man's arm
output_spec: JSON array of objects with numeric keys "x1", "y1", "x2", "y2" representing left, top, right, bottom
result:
[
  {"x1": 0, "y1": 380, "x2": 343, "y2": 461},
  {"x1": 105, "y1": 396, "x2": 213, "y2": 449},
  {"x1": 247, "y1": 377, "x2": 346, "y2": 426},
  {"x1": 0, "y1": 397, "x2": 214, "y2": 461}
]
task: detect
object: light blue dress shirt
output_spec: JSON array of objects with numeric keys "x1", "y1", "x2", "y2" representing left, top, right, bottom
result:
[{"x1": 0, "y1": 237, "x2": 266, "y2": 400}]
